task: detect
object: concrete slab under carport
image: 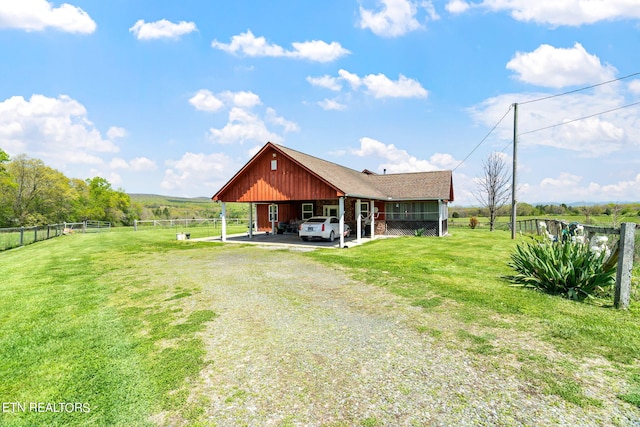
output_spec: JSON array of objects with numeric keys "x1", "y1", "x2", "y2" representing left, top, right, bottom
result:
[{"x1": 191, "y1": 231, "x2": 375, "y2": 250}]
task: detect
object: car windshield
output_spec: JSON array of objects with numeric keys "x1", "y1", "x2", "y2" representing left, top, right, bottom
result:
[{"x1": 306, "y1": 218, "x2": 327, "y2": 223}]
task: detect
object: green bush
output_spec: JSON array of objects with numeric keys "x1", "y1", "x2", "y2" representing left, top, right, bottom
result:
[{"x1": 507, "y1": 240, "x2": 617, "y2": 301}]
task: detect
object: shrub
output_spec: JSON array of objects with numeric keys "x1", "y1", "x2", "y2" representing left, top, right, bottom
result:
[
  {"x1": 469, "y1": 217, "x2": 479, "y2": 229},
  {"x1": 506, "y1": 240, "x2": 617, "y2": 301}
]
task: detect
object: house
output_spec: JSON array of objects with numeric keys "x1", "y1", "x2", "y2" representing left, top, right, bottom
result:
[{"x1": 212, "y1": 142, "x2": 454, "y2": 247}]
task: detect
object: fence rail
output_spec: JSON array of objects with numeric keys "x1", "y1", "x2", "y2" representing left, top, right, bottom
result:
[
  {"x1": 0, "y1": 220, "x2": 111, "y2": 252},
  {"x1": 133, "y1": 218, "x2": 247, "y2": 230}
]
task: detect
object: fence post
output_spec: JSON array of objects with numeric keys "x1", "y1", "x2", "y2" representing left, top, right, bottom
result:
[
  {"x1": 614, "y1": 223, "x2": 636, "y2": 309},
  {"x1": 20, "y1": 226, "x2": 24, "y2": 246}
]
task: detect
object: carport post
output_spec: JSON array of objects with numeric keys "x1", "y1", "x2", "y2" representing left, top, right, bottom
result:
[
  {"x1": 221, "y1": 202, "x2": 227, "y2": 242},
  {"x1": 356, "y1": 199, "x2": 362, "y2": 244},
  {"x1": 248, "y1": 203, "x2": 254, "y2": 238},
  {"x1": 339, "y1": 197, "x2": 345, "y2": 248},
  {"x1": 370, "y1": 200, "x2": 375, "y2": 239}
]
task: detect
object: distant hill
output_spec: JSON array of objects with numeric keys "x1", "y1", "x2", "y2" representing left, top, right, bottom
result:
[
  {"x1": 129, "y1": 194, "x2": 213, "y2": 207},
  {"x1": 128, "y1": 194, "x2": 248, "y2": 219}
]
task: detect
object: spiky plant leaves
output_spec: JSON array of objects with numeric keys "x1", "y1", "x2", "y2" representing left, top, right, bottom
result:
[{"x1": 507, "y1": 240, "x2": 617, "y2": 301}]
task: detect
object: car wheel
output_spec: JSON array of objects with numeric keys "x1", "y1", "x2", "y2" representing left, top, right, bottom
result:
[
  {"x1": 301, "y1": 236, "x2": 308, "y2": 241},
  {"x1": 329, "y1": 231, "x2": 335, "y2": 242}
]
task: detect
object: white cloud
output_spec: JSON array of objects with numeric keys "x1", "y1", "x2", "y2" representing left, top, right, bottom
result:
[
  {"x1": 189, "y1": 90, "x2": 224, "y2": 112},
  {"x1": 507, "y1": 43, "x2": 617, "y2": 88},
  {"x1": 161, "y1": 152, "x2": 238, "y2": 195},
  {"x1": 110, "y1": 158, "x2": 129, "y2": 169},
  {"x1": 521, "y1": 172, "x2": 640, "y2": 203},
  {"x1": 211, "y1": 30, "x2": 350, "y2": 62},
  {"x1": 189, "y1": 89, "x2": 262, "y2": 112},
  {"x1": 358, "y1": 0, "x2": 438, "y2": 37},
  {"x1": 109, "y1": 156, "x2": 158, "y2": 173},
  {"x1": 107, "y1": 126, "x2": 127, "y2": 140},
  {"x1": 362, "y1": 73, "x2": 429, "y2": 98},
  {"x1": 461, "y1": 0, "x2": 640, "y2": 26},
  {"x1": 0, "y1": 94, "x2": 118, "y2": 169},
  {"x1": 629, "y1": 80, "x2": 640, "y2": 95},
  {"x1": 129, "y1": 157, "x2": 158, "y2": 171},
  {"x1": 306, "y1": 75, "x2": 342, "y2": 91},
  {"x1": 468, "y1": 89, "x2": 639, "y2": 157},
  {"x1": 318, "y1": 99, "x2": 347, "y2": 111},
  {"x1": 129, "y1": 19, "x2": 197, "y2": 40},
  {"x1": 338, "y1": 69, "x2": 363, "y2": 90},
  {"x1": 209, "y1": 108, "x2": 284, "y2": 145},
  {"x1": 336, "y1": 69, "x2": 428, "y2": 98},
  {"x1": 445, "y1": 0, "x2": 471, "y2": 14},
  {"x1": 220, "y1": 91, "x2": 262, "y2": 108},
  {"x1": 0, "y1": 0, "x2": 96, "y2": 33},
  {"x1": 351, "y1": 137, "x2": 457, "y2": 172},
  {"x1": 265, "y1": 108, "x2": 300, "y2": 133}
]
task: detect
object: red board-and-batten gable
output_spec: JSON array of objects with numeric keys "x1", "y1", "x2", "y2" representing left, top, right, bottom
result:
[
  {"x1": 212, "y1": 142, "x2": 454, "y2": 203},
  {"x1": 212, "y1": 143, "x2": 344, "y2": 203}
]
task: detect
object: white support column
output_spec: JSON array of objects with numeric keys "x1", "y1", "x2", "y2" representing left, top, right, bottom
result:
[
  {"x1": 356, "y1": 199, "x2": 362, "y2": 244},
  {"x1": 221, "y1": 202, "x2": 227, "y2": 242},
  {"x1": 339, "y1": 197, "x2": 345, "y2": 248},
  {"x1": 370, "y1": 200, "x2": 375, "y2": 239},
  {"x1": 270, "y1": 204, "x2": 276, "y2": 235},
  {"x1": 438, "y1": 200, "x2": 443, "y2": 237},
  {"x1": 248, "y1": 202, "x2": 254, "y2": 238}
]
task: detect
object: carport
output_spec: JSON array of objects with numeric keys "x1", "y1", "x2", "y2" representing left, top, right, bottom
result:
[{"x1": 212, "y1": 142, "x2": 454, "y2": 248}]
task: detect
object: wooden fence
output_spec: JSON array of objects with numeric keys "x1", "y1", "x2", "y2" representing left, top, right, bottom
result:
[{"x1": 516, "y1": 218, "x2": 637, "y2": 309}]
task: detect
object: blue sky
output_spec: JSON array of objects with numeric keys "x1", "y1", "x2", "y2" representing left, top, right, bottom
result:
[{"x1": 1, "y1": 0, "x2": 639, "y2": 206}]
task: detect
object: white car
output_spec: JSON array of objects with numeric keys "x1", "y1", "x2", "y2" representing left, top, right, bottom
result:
[{"x1": 299, "y1": 216, "x2": 351, "y2": 242}]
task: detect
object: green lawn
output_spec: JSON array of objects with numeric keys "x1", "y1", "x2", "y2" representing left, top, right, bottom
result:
[
  {"x1": 0, "y1": 229, "x2": 224, "y2": 426},
  {"x1": 1, "y1": 227, "x2": 638, "y2": 426},
  {"x1": 306, "y1": 228, "x2": 640, "y2": 408}
]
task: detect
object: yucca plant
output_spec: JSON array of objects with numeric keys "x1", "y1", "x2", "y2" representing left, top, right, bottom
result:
[{"x1": 507, "y1": 239, "x2": 617, "y2": 301}]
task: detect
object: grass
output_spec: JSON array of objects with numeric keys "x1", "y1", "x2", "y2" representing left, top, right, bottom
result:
[
  {"x1": 1, "y1": 226, "x2": 638, "y2": 425},
  {"x1": 306, "y1": 228, "x2": 640, "y2": 408},
  {"x1": 0, "y1": 229, "x2": 224, "y2": 426}
]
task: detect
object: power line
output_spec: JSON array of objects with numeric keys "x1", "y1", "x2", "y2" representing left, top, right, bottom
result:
[
  {"x1": 453, "y1": 105, "x2": 512, "y2": 171},
  {"x1": 518, "y1": 100, "x2": 640, "y2": 137},
  {"x1": 519, "y1": 71, "x2": 640, "y2": 106}
]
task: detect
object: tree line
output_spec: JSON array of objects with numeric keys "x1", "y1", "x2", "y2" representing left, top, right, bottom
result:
[{"x1": 0, "y1": 149, "x2": 138, "y2": 228}]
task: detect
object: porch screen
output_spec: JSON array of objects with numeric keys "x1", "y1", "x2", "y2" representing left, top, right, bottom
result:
[{"x1": 385, "y1": 201, "x2": 439, "y2": 221}]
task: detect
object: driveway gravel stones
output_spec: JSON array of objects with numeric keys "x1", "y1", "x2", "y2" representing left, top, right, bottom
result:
[{"x1": 182, "y1": 246, "x2": 639, "y2": 426}]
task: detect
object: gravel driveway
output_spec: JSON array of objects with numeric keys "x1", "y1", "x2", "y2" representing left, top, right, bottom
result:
[{"x1": 187, "y1": 246, "x2": 639, "y2": 426}]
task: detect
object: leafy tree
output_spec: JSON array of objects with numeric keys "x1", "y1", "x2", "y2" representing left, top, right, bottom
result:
[
  {"x1": 516, "y1": 202, "x2": 535, "y2": 217},
  {"x1": 0, "y1": 149, "x2": 14, "y2": 226},
  {"x1": 85, "y1": 177, "x2": 135, "y2": 225},
  {"x1": 5, "y1": 155, "x2": 80, "y2": 226}
]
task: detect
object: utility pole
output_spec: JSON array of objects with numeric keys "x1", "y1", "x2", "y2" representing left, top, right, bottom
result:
[{"x1": 511, "y1": 103, "x2": 518, "y2": 239}]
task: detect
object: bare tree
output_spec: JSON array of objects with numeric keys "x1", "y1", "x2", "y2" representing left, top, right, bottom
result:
[{"x1": 475, "y1": 152, "x2": 511, "y2": 231}]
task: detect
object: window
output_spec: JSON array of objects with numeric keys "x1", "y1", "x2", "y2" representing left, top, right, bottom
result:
[
  {"x1": 271, "y1": 159, "x2": 277, "y2": 170},
  {"x1": 302, "y1": 203, "x2": 314, "y2": 220},
  {"x1": 269, "y1": 204, "x2": 278, "y2": 222},
  {"x1": 323, "y1": 205, "x2": 339, "y2": 217},
  {"x1": 359, "y1": 202, "x2": 369, "y2": 219}
]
